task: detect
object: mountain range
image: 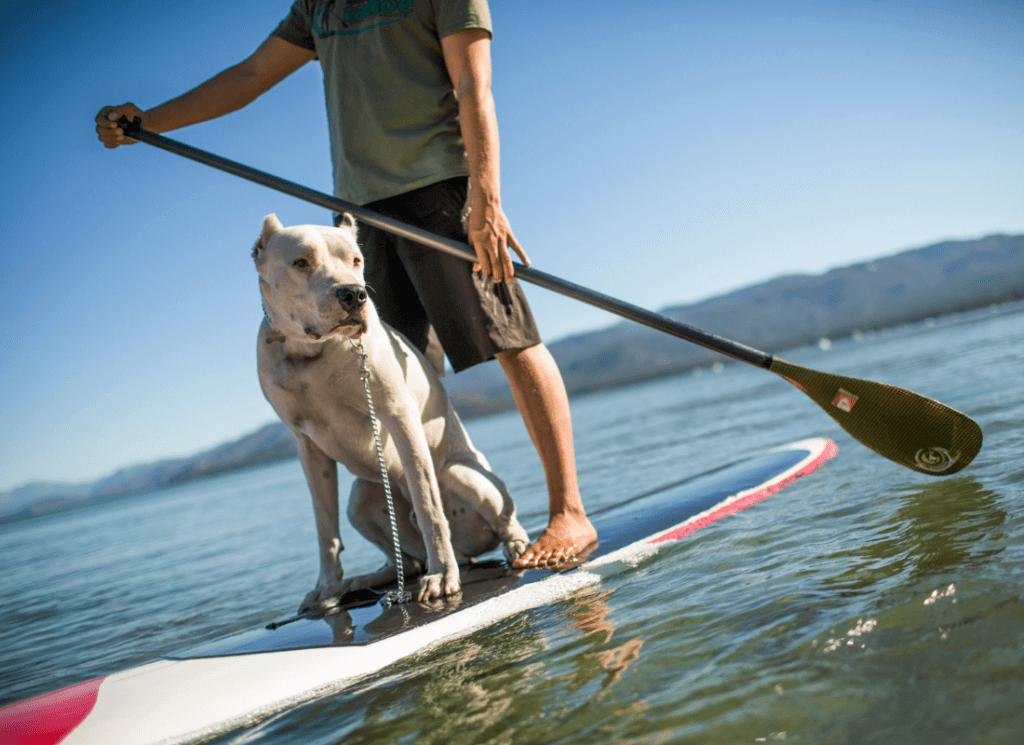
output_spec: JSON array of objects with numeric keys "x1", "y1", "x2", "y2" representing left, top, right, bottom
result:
[{"x1": 2, "y1": 233, "x2": 1021, "y2": 522}]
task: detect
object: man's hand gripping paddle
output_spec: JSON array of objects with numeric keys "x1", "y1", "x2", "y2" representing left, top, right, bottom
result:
[{"x1": 116, "y1": 117, "x2": 983, "y2": 476}]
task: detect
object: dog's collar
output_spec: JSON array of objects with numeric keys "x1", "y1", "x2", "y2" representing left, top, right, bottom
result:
[
  {"x1": 262, "y1": 314, "x2": 363, "y2": 346},
  {"x1": 263, "y1": 313, "x2": 287, "y2": 344}
]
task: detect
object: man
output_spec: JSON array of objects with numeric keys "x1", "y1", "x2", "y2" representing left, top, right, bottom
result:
[{"x1": 95, "y1": 0, "x2": 595, "y2": 569}]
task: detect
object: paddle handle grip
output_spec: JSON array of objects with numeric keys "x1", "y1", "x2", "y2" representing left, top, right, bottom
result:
[{"x1": 117, "y1": 118, "x2": 772, "y2": 368}]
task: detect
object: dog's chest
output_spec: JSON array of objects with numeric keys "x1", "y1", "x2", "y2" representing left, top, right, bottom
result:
[
  {"x1": 265, "y1": 347, "x2": 365, "y2": 426},
  {"x1": 261, "y1": 344, "x2": 411, "y2": 477}
]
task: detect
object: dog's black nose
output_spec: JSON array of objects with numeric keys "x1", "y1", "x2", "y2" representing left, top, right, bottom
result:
[{"x1": 335, "y1": 284, "x2": 368, "y2": 312}]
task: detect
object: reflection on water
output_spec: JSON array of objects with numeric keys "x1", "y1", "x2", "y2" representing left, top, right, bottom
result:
[
  {"x1": 554, "y1": 589, "x2": 644, "y2": 697},
  {"x1": 264, "y1": 614, "x2": 551, "y2": 745},
  {"x1": 222, "y1": 586, "x2": 646, "y2": 745},
  {"x1": 891, "y1": 478, "x2": 1007, "y2": 576},
  {"x1": 823, "y1": 476, "x2": 1006, "y2": 593}
]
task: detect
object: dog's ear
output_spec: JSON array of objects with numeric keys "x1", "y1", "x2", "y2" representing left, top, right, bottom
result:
[
  {"x1": 336, "y1": 212, "x2": 357, "y2": 236},
  {"x1": 253, "y1": 214, "x2": 283, "y2": 264}
]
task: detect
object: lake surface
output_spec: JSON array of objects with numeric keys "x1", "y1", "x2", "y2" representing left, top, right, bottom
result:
[{"x1": 2, "y1": 302, "x2": 1022, "y2": 744}]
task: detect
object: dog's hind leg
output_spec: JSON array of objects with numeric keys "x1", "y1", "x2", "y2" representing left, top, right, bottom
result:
[
  {"x1": 344, "y1": 478, "x2": 426, "y2": 592},
  {"x1": 443, "y1": 492, "x2": 500, "y2": 562}
]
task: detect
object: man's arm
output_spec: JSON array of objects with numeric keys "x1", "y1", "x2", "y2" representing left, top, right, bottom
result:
[
  {"x1": 441, "y1": 29, "x2": 529, "y2": 284},
  {"x1": 96, "y1": 36, "x2": 316, "y2": 148}
]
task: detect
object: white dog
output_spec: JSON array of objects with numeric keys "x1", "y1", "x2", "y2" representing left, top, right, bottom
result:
[{"x1": 253, "y1": 214, "x2": 529, "y2": 609}]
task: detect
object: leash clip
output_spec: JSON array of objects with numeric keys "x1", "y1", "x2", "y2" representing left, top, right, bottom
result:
[{"x1": 353, "y1": 339, "x2": 371, "y2": 381}]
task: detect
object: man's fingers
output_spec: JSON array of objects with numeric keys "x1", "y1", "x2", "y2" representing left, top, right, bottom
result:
[
  {"x1": 469, "y1": 212, "x2": 529, "y2": 283},
  {"x1": 95, "y1": 104, "x2": 143, "y2": 147},
  {"x1": 488, "y1": 256, "x2": 506, "y2": 284},
  {"x1": 508, "y1": 235, "x2": 531, "y2": 268},
  {"x1": 96, "y1": 104, "x2": 128, "y2": 126},
  {"x1": 474, "y1": 244, "x2": 493, "y2": 279},
  {"x1": 499, "y1": 245, "x2": 515, "y2": 284},
  {"x1": 95, "y1": 118, "x2": 123, "y2": 148},
  {"x1": 476, "y1": 242, "x2": 523, "y2": 284},
  {"x1": 485, "y1": 242, "x2": 506, "y2": 284}
]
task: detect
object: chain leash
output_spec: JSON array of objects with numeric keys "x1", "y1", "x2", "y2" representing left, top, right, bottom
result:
[{"x1": 353, "y1": 338, "x2": 412, "y2": 607}]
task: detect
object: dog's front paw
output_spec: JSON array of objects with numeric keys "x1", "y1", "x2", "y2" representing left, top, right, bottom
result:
[
  {"x1": 416, "y1": 569, "x2": 461, "y2": 602},
  {"x1": 500, "y1": 521, "x2": 531, "y2": 564},
  {"x1": 298, "y1": 586, "x2": 342, "y2": 615},
  {"x1": 502, "y1": 537, "x2": 529, "y2": 564}
]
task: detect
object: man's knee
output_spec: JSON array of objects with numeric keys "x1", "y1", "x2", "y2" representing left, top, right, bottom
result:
[{"x1": 494, "y1": 341, "x2": 543, "y2": 362}]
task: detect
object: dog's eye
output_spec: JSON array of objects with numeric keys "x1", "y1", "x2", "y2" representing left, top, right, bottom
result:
[
  {"x1": 352, "y1": 257, "x2": 362, "y2": 267},
  {"x1": 293, "y1": 258, "x2": 310, "y2": 268}
]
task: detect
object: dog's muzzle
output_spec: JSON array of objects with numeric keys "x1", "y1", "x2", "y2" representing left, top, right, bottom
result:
[{"x1": 335, "y1": 284, "x2": 368, "y2": 313}]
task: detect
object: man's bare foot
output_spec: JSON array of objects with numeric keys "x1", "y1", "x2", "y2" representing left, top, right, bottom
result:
[{"x1": 511, "y1": 511, "x2": 598, "y2": 569}]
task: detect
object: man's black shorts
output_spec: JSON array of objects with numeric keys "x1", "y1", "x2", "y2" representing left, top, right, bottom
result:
[{"x1": 342, "y1": 177, "x2": 542, "y2": 374}]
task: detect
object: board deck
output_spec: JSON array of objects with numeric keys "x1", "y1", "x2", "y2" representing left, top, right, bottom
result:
[{"x1": 0, "y1": 438, "x2": 836, "y2": 745}]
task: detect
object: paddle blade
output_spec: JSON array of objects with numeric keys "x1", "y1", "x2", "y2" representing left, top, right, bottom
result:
[{"x1": 768, "y1": 358, "x2": 982, "y2": 476}]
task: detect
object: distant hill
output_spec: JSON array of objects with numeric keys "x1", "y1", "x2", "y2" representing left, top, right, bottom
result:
[
  {"x1": 3, "y1": 233, "x2": 1021, "y2": 521},
  {"x1": 0, "y1": 423, "x2": 296, "y2": 523}
]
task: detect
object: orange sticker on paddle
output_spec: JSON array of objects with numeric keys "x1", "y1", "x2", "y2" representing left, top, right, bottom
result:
[{"x1": 832, "y1": 389, "x2": 858, "y2": 413}]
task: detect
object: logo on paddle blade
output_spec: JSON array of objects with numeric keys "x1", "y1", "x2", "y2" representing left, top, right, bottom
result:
[
  {"x1": 914, "y1": 447, "x2": 960, "y2": 473},
  {"x1": 832, "y1": 388, "x2": 858, "y2": 413}
]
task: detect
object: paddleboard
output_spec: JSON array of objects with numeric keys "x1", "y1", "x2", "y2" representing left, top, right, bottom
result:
[{"x1": 0, "y1": 438, "x2": 836, "y2": 745}]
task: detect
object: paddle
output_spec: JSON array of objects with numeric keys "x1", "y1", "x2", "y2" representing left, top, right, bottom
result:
[{"x1": 116, "y1": 118, "x2": 982, "y2": 476}]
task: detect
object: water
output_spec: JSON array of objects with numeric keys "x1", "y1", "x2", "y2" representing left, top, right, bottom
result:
[{"x1": 2, "y1": 303, "x2": 1023, "y2": 744}]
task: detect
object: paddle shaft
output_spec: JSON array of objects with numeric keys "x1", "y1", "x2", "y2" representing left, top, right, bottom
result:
[
  {"x1": 116, "y1": 119, "x2": 983, "y2": 476},
  {"x1": 118, "y1": 118, "x2": 770, "y2": 368}
]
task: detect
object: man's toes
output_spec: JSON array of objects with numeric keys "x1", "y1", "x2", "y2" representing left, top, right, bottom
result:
[
  {"x1": 517, "y1": 549, "x2": 555, "y2": 569},
  {"x1": 541, "y1": 550, "x2": 565, "y2": 567},
  {"x1": 515, "y1": 540, "x2": 574, "y2": 567},
  {"x1": 512, "y1": 551, "x2": 539, "y2": 568}
]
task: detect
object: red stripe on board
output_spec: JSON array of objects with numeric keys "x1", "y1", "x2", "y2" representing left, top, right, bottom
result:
[
  {"x1": 650, "y1": 440, "x2": 837, "y2": 544},
  {"x1": 0, "y1": 676, "x2": 104, "y2": 745}
]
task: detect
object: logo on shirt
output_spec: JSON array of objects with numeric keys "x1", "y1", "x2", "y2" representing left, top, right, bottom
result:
[{"x1": 314, "y1": 0, "x2": 415, "y2": 37}]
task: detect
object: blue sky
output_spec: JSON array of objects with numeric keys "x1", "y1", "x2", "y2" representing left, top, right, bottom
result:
[{"x1": 1, "y1": 0, "x2": 1021, "y2": 490}]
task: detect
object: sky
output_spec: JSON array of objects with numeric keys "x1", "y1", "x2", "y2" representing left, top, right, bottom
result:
[{"x1": 1, "y1": 0, "x2": 1021, "y2": 491}]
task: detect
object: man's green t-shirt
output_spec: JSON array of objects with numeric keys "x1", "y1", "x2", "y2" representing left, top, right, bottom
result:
[{"x1": 274, "y1": 0, "x2": 492, "y2": 206}]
